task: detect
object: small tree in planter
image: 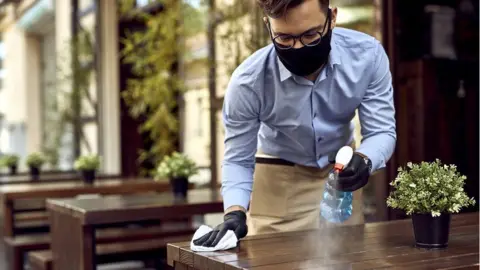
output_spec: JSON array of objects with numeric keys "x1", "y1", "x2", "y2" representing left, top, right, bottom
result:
[
  {"x1": 74, "y1": 155, "x2": 101, "y2": 184},
  {"x1": 155, "y1": 152, "x2": 198, "y2": 198},
  {"x1": 25, "y1": 152, "x2": 46, "y2": 180},
  {"x1": 387, "y1": 159, "x2": 475, "y2": 249},
  {"x1": 0, "y1": 154, "x2": 19, "y2": 175}
]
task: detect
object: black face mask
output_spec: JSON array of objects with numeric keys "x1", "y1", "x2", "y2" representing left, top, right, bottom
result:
[{"x1": 272, "y1": 12, "x2": 333, "y2": 77}]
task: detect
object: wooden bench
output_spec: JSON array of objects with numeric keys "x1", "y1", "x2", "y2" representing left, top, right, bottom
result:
[
  {"x1": 4, "y1": 234, "x2": 50, "y2": 270},
  {"x1": 5, "y1": 223, "x2": 196, "y2": 270},
  {"x1": 13, "y1": 210, "x2": 171, "y2": 235},
  {"x1": 28, "y1": 234, "x2": 192, "y2": 270},
  {"x1": 15, "y1": 211, "x2": 49, "y2": 222},
  {"x1": 14, "y1": 211, "x2": 50, "y2": 235}
]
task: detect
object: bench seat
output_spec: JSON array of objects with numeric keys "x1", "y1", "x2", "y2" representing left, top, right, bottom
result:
[
  {"x1": 13, "y1": 211, "x2": 50, "y2": 235},
  {"x1": 28, "y1": 234, "x2": 193, "y2": 270},
  {"x1": 5, "y1": 223, "x2": 197, "y2": 270}
]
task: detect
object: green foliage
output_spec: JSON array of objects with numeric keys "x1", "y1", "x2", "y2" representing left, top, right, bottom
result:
[
  {"x1": 120, "y1": 0, "x2": 185, "y2": 174},
  {"x1": 0, "y1": 154, "x2": 19, "y2": 167},
  {"x1": 219, "y1": 0, "x2": 270, "y2": 75},
  {"x1": 26, "y1": 152, "x2": 46, "y2": 168},
  {"x1": 386, "y1": 159, "x2": 476, "y2": 217},
  {"x1": 74, "y1": 154, "x2": 101, "y2": 171},
  {"x1": 183, "y1": 2, "x2": 207, "y2": 37},
  {"x1": 155, "y1": 151, "x2": 199, "y2": 179}
]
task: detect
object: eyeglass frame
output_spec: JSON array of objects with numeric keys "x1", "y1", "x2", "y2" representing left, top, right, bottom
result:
[{"x1": 266, "y1": 8, "x2": 332, "y2": 50}]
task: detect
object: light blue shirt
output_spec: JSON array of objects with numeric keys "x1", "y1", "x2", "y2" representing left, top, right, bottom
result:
[{"x1": 221, "y1": 27, "x2": 397, "y2": 211}]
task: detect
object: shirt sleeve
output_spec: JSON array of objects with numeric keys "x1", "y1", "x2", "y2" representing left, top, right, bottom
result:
[
  {"x1": 220, "y1": 73, "x2": 261, "y2": 211},
  {"x1": 356, "y1": 40, "x2": 397, "y2": 173}
]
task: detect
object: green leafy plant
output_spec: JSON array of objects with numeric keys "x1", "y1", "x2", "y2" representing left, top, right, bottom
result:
[
  {"x1": 0, "y1": 154, "x2": 19, "y2": 167},
  {"x1": 120, "y1": 0, "x2": 185, "y2": 175},
  {"x1": 26, "y1": 152, "x2": 46, "y2": 168},
  {"x1": 218, "y1": 0, "x2": 270, "y2": 75},
  {"x1": 386, "y1": 159, "x2": 476, "y2": 217},
  {"x1": 74, "y1": 154, "x2": 101, "y2": 171},
  {"x1": 155, "y1": 152, "x2": 199, "y2": 179}
]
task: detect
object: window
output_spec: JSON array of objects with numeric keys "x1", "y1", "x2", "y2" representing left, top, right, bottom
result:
[
  {"x1": 0, "y1": 37, "x2": 4, "y2": 89},
  {"x1": 196, "y1": 97, "x2": 203, "y2": 137}
]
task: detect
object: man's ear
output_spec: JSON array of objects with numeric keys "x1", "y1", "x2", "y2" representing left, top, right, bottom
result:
[
  {"x1": 263, "y1": 16, "x2": 268, "y2": 25},
  {"x1": 330, "y1": 7, "x2": 337, "y2": 28}
]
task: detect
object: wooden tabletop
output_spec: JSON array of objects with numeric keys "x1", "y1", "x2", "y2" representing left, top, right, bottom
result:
[
  {"x1": 0, "y1": 178, "x2": 171, "y2": 200},
  {"x1": 0, "y1": 169, "x2": 76, "y2": 177},
  {"x1": 0, "y1": 172, "x2": 120, "y2": 185},
  {"x1": 46, "y1": 188, "x2": 223, "y2": 270},
  {"x1": 47, "y1": 188, "x2": 223, "y2": 225},
  {"x1": 0, "y1": 178, "x2": 176, "y2": 236},
  {"x1": 167, "y1": 212, "x2": 479, "y2": 270}
]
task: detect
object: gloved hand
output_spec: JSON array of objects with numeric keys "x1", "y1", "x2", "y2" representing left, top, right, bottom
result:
[
  {"x1": 192, "y1": 210, "x2": 248, "y2": 247},
  {"x1": 327, "y1": 151, "x2": 372, "y2": 192}
]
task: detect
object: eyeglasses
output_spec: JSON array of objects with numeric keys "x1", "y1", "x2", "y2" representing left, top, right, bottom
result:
[
  {"x1": 272, "y1": 31, "x2": 324, "y2": 50},
  {"x1": 268, "y1": 9, "x2": 331, "y2": 50}
]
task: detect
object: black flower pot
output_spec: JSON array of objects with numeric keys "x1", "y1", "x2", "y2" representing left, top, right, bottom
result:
[
  {"x1": 81, "y1": 170, "x2": 96, "y2": 184},
  {"x1": 8, "y1": 165, "x2": 17, "y2": 175},
  {"x1": 29, "y1": 166, "x2": 40, "y2": 181},
  {"x1": 412, "y1": 213, "x2": 451, "y2": 249},
  {"x1": 170, "y1": 177, "x2": 188, "y2": 199}
]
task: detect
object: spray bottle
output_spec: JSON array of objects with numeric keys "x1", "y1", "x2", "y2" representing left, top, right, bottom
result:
[{"x1": 320, "y1": 146, "x2": 354, "y2": 223}]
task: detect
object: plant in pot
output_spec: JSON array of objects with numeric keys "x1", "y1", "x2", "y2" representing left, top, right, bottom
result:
[
  {"x1": 25, "y1": 152, "x2": 46, "y2": 180},
  {"x1": 0, "y1": 154, "x2": 19, "y2": 175},
  {"x1": 155, "y1": 152, "x2": 198, "y2": 199},
  {"x1": 74, "y1": 154, "x2": 101, "y2": 184},
  {"x1": 386, "y1": 159, "x2": 476, "y2": 249}
]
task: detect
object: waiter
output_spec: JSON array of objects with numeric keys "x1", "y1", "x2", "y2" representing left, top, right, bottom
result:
[{"x1": 194, "y1": 0, "x2": 396, "y2": 247}]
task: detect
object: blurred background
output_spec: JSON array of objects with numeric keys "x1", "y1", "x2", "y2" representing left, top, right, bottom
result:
[{"x1": 0, "y1": 0, "x2": 477, "y2": 222}]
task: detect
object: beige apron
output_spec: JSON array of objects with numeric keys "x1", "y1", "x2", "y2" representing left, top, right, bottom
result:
[{"x1": 247, "y1": 143, "x2": 364, "y2": 236}]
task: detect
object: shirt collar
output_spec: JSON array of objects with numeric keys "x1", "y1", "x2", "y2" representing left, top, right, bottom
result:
[{"x1": 277, "y1": 37, "x2": 342, "y2": 82}]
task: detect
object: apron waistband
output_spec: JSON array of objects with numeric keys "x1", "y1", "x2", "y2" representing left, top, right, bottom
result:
[{"x1": 255, "y1": 157, "x2": 295, "y2": 166}]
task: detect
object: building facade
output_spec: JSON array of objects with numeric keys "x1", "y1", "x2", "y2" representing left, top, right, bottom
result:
[{"x1": 0, "y1": 0, "x2": 121, "y2": 174}]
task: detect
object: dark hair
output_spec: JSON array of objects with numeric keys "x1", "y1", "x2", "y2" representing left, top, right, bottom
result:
[{"x1": 257, "y1": 0, "x2": 329, "y2": 18}]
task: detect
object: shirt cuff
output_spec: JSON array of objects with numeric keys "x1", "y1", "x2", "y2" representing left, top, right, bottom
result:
[
  {"x1": 355, "y1": 134, "x2": 395, "y2": 173},
  {"x1": 355, "y1": 148, "x2": 382, "y2": 173},
  {"x1": 221, "y1": 187, "x2": 251, "y2": 211}
]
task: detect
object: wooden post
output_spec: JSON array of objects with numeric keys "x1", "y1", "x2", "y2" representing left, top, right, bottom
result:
[
  {"x1": 381, "y1": 0, "x2": 400, "y2": 221},
  {"x1": 71, "y1": 0, "x2": 81, "y2": 158},
  {"x1": 207, "y1": 0, "x2": 218, "y2": 190},
  {"x1": 95, "y1": 0, "x2": 103, "y2": 162}
]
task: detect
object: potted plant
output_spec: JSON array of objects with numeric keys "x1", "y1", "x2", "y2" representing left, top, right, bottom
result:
[
  {"x1": 386, "y1": 159, "x2": 476, "y2": 249},
  {"x1": 74, "y1": 154, "x2": 101, "y2": 184},
  {"x1": 1, "y1": 154, "x2": 19, "y2": 175},
  {"x1": 25, "y1": 152, "x2": 46, "y2": 180},
  {"x1": 155, "y1": 152, "x2": 198, "y2": 198}
]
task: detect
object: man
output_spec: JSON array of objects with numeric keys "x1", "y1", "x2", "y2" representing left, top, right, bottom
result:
[{"x1": 194, "y1": 0, "x2": 396, "y2": 247}]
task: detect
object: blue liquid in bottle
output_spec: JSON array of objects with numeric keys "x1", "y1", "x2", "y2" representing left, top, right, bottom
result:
[{"x1": 320, "y1": 171, "x2": 353, "y2": 223}]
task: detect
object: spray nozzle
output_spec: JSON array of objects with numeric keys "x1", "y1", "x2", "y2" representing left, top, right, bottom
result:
[{"x1": 333, "y1": 146, "x2": 353, "y2": 172}]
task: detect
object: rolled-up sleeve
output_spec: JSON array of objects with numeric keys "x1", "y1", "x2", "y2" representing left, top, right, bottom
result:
[
  {"x1": 221, "y1": 72, "x2": 261, "y2": 211},
  {"x1": 356, "y1": 40, "x2": 397, "y2": 173}
]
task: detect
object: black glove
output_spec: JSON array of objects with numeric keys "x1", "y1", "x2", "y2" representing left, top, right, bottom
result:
[
  {"x1": 327, "y1": 151, "x2": 372, "y2": 192},
  {"x1": 192, "y1": 210, "x2": 248, "y2": 247}
]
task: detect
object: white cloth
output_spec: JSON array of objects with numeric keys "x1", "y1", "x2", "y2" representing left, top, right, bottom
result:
[{"x1": 190, "y1": 225, "x2": 238, "y2": 252}]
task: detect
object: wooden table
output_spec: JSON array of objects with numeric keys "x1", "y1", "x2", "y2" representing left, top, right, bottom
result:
[
  {"x1": 0, "y1": 178, "x2": 171, "y2": 236},
  {"x1": 0, "y1": 172, "x2": 120, "y2": 185},
  {"x1": 0, "y1": 169, "x2": 76, "y2": 177},
  {"x1": 167, "y1": 212, "x2": 479, "y2": 270},
  {"x1": 46, "y1": 188, "x2": 223, "y2": 270}
]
